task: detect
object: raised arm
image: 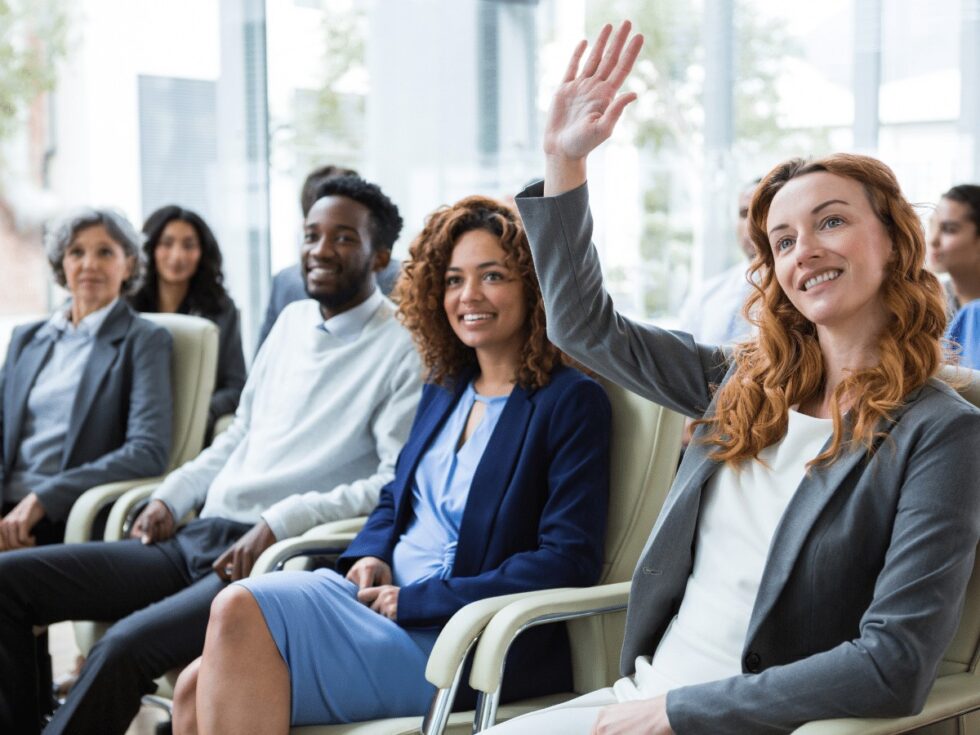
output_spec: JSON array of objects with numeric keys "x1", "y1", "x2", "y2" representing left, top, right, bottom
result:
[{"x1": 517, "y1": 23, "x2": 727, "y2": 418}]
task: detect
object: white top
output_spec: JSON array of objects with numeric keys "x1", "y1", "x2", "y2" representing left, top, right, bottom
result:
[
  {"x1": 152, "y1": 294, "x2": 422, "y2": 539},
  {"x1": 614, "y1": 409, "x2": 833, "y2": 701},
  {"x1": 677, "y1": 263, "x2": 755, "y2": 345}
]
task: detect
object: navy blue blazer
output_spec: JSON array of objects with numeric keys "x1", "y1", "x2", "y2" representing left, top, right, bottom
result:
[
  {"x1": 339, "y1": 363, "x2": 611, "y2": 703},
  {"x1": 0, "y1": 301, "x2": 173, "y2": 524}
]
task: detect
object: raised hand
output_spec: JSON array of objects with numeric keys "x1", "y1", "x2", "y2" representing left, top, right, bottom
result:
[{"x1": 544, "y1": 21, "x2": 644, "y2": 195}]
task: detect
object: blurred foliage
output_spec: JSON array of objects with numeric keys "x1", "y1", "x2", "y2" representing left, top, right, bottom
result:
[
  {"x1": 0, "y1": 0, "x2": 68, "y2": 149},
  {"x1": 586, "y1": 0, "x2": 830, "y2": 315},
  {"x1": 288, "y1": 0, "x2": 367, "y2": 174}
]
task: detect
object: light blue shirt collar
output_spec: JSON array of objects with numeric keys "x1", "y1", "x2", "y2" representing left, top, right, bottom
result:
[
  {"x1": 43, "y1": 298, "x2": 119, "y2": 340},
  {"x1": 318, "y1": 288, "x2": 383, "y2": 342}
]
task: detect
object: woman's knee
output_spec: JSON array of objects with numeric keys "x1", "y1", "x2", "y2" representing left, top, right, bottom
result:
[
  {"x1": 208, "y1": 585, "x2": 264, "y2": 639},
  {"x1": 172, "y1": 659, "x2": 201, "y2": 735}
]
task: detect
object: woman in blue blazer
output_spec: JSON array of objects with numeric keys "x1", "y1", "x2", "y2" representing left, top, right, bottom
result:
[
  {"x1": 0, "y1": 208, "x2": 173, "y2": 549},
  {"x1": 170, "y1": 196, "x2": 612, "y2": 733}
]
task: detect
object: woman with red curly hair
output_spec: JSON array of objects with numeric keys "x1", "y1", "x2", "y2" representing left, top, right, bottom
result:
[
  {"x1": 488, "y1": 21, "x2": 980, "y2": 735},
  {"x1": 170, "y1": 196, "x2": 611, "y2": 733}
]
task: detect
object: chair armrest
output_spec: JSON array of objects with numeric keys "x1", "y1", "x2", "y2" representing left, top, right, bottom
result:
[
  {"x1": 104, "y1": 483, "x2": 164, "y2": 541},
  {"x1": 791, "y1": 674, "x2": 980, "y2": 734},
  {"x1": 250, "y1": 533, "x2": 356, "y2": 576},
  {"x1": 421, "y1": 590, "x2": 568, "y2": 689},
  {"x1": 249, "y1": 518, "x2": 368, "y2": 575},
  {"x1": 468, "y1": 582, "x2": 632, "y2": 694},
  {"x1": 64, "y1": 477, "x2": 164, "y2": 543}
]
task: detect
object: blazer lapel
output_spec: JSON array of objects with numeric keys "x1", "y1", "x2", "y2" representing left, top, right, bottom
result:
[
  {"x1": 4, "y1": 335, "x2": 54, "y2": 471},
  {"x1": 744, "y1": 438, "x2": 870, "y2": 646},
  {"x1": 61, "y1": 303, "x2": 130, "y2": 468},
  {"x1": 390, "y1": 379, "x2": 468, "y2": 525},
  {"x1": 453, "y1": 384, "x2": 535, "y2": 576}
]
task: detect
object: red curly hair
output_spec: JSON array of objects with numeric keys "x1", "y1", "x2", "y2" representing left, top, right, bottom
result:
[
  {"x1": 698, "y1": 153, "x2": 948, "y2": 465},
  {"x1": 396, "y1": 195, "x2": 563, "y2": 389}
]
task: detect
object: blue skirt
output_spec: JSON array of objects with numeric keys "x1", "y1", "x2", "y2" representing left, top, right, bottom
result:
[{"x1": 236, "y1": 568, "x2": 439, "y2": 726}]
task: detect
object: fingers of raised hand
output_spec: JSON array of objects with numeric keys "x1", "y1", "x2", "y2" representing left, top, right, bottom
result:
[
  {"x1": 562, "y1": 39, "x2": 589, "y2": 83},
  {"x1": 606, "y1": 32, "x2": 644, "y2": 89},
  {"x1": 580, "y1": 22, "x2": 613, "y2": 78},
  {"x1": 594, "y1": 20, "x2": 633, "y2": 81}
]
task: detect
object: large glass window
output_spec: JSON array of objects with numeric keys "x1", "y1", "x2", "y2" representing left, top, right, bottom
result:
[{"x1": 2, "y1": 0, "x2": 977, "y2": 352}]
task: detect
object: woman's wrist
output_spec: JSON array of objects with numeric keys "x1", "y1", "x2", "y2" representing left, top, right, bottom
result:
[{"x1": 544, "y1": 155, "x2": 587, "y2": 197}]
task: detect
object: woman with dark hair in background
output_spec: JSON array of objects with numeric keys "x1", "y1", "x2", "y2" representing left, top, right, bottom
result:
[
  {"x1": 130, "y1": 205, "x2": 246, "y2": 436},
  {"x1": 929, "y1": 184, "x2": 980, "y2": 368}
]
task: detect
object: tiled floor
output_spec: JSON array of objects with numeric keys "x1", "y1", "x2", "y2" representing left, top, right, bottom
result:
[{"x1": 49, "y1": 621, "x2": 170, "y2": 735}]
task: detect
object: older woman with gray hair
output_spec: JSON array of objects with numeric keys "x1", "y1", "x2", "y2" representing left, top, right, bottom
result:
[{"x1": 0, "y1": 207, "x2": 173, "y2": 550}]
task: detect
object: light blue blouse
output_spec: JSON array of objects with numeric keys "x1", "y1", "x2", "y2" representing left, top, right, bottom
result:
[{"x1": 392, "y1": 380, "x2": 509, "y2": 587}]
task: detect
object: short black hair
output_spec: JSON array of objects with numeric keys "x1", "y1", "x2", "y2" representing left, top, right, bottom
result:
[{"x1": 309, "y1": 175, "x2": 403, "y2": 253}]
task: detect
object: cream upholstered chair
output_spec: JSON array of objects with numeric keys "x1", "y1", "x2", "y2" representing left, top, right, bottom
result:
[
  {"x1": 467, "y1": 366, "x2": 980, "y2": 735},
  {"x1": 64, "y1": 313, "x2": 218, "y2": 661},
  {"x1": 253, "y1": 376, "x2": 685, "y2": 735}
]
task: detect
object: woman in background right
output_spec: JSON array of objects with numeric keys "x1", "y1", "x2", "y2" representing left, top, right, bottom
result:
[
  {"x1": 929, "y1": 184, "x2": 980, "y2": 368},
  {"x1": 490, "y1": 21, "x2": 980, "y2": 735}
]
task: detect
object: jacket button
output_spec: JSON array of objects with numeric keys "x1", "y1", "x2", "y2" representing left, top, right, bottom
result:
[{"x1": 744, "y1": 652, "x2": 761, "y2": 673}]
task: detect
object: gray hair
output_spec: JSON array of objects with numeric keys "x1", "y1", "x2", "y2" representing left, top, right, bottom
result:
[{"x1": 44, "y1": 207, "x2": 144, "y2": 293}]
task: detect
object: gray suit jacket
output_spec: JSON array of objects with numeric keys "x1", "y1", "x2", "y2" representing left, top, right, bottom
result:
[
  {"x1": 516, "y1": 181, "x2": 980, "y2": 734},
  {"x1": 0, "y1": 301, "x2": 173, "y2": 523}
]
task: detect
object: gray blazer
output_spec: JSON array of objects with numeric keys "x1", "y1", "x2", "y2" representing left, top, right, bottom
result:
[
  {"x1": 0, "y1": 301, "x2": 173, "y2": 523},
  {"x1": 516, "y1": 181, "x2": 980, "y2": 734}
]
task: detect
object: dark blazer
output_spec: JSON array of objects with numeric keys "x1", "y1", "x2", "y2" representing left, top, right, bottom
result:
[
  {"x1": 516, "y1": 180, "x2": 980, "y2": 735},
  {"x1": 339, "y1": 364, "x2": 611, "y2": 704},
  {"x1": 185, "y1": 298, "x2": 245, "y2": 430},
  {"x1": 0, "y1": 301, "x2": 173, "y2": 523}
]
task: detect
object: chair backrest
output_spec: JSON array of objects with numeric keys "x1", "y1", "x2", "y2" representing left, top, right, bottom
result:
[
  {"x1": 567, "y1": 377, "x2": 685, "y2": 693},
  {"x1": 141, "y1": 313, "x2": 220, "y2": 470},
  {"x1": 936, "y1": 366, "x2": 980, "y2": 677}
]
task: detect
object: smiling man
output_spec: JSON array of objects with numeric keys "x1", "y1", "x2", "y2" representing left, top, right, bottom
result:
[{"x1": 0, "y1": 176, "x2": 423, "y2": 735}]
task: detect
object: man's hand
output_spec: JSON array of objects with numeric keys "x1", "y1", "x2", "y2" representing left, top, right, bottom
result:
[
  {"x1": 357, "y1": 584, "x2": 400, "y2": 620},
  {"x1": 591, "y1": 697, "x2": 675, "y2": 735},
  {"x1": 345, "y1": 556, "x2": 392, "y2": 589},
  {"x1": 0, "y1": 493, "x2": 47, "y2": 551},
  {"x1": 213, "y1": 520, "x2": 277, "y2": 581},
  {"x1": 129, "y1": 499, "x2": 176, "y2": 545}
]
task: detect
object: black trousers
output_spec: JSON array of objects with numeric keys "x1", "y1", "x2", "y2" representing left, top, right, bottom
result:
[
  {"x1": 0, "y1": 518, "x2": 249, "y2": 735},
  {"x1": 2, "y1": 501, "x2": 70, "y2": 724}
]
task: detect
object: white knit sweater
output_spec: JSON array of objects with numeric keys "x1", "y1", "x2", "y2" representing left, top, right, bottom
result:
[{"x1": 152, "y1": 296, "x2": 422, "y2": 539}]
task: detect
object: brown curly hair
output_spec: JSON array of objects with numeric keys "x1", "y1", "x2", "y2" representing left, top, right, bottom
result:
[
  {"x1": 396, "y1": 195, "x2": 563, "y2": 389},
  {"x1": 697, "y1": 153, "x2": 948, "y2": 466}
]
